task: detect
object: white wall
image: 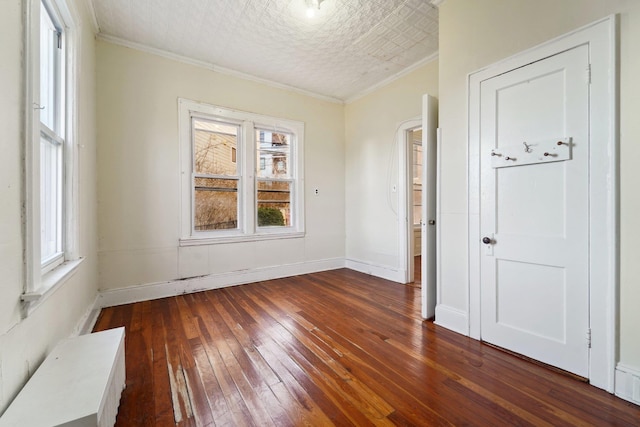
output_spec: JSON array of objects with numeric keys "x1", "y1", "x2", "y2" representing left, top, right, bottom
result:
[
  {"x1": 344, "y1": 62, "x2": 438, "y2": 281},
  {"x1": 96, "y1": 41, "x2": 346, "y2": 292},
  {"x1": 0, "y1": 0, "x2": 98, "y2": 413},
  {"x1": 438, "y1": 0, "x2": 640, "y2": 383}
]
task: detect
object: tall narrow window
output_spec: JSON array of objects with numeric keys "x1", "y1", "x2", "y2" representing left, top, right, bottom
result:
[
  {"x1": 23, "y1": 0, "x2": 80, "y2": 303},
  {"x1": 39, "y1": 1, "x2": 65, "y2": 271},
  {"x1": 256, "y1": 130, "x2": 292, "y2": 227},
  {"x1": 192, "y1": 119, "x2": 240, "y2": 231},
  {"x1": 179, "y1": 99, "x2": 304, "y2": 244}
]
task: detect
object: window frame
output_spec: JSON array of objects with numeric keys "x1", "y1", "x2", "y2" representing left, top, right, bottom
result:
[
  {"x1": 23, "y1": 0, "x2": 82, "y2": 305},
  {"x1": 39, "y1": 0, "x2": 65, "y2": 273},
  {"x1": 179, "y1": 99, "x2": 305, "y2": 246}
]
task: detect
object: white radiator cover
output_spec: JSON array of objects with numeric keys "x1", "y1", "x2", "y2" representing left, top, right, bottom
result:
[{"x1": 0, "y1": 328, "x2": 126, "y2": 427}]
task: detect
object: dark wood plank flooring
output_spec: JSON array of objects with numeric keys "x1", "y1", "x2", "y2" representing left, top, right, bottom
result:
[{"x1": 93, "y1": 268, "x2": 640, "y2": 426}]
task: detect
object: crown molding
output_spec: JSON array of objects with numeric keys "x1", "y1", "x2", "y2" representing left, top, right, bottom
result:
[
  {"x1": 82, "y1": 0, "x2": 99, "y2": 34},
  {"x1": 96, "y1": 34, "x2": 345, "y2": 105},
  {"x1": 345, "y1": 51, "x2": 439, "y2": 104}
]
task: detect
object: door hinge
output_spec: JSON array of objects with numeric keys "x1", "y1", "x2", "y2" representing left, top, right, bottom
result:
[
  {"x1": 586, "y1": 328, "x2": 592, "y2": 348},
  {"x1": 585, "y1": 64, "x2": 591, "y2": 84}
]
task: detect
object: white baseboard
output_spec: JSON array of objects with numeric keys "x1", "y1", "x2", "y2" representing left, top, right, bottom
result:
[
  {"x1": 434, "y1": 304, "x2": 469, "y2": 336},
  {"x1": 97, "y1": 258, "x2": 345, "y2": 308},
  {"x1": 345, "y1": 258, "x2": 405, "y2": 283},
  {"x1": 73, "y1": 294, "x2": 101, "y2": 336},
  {"x1": 615, "y1": 363, "x2": 640, "y2": 406}
]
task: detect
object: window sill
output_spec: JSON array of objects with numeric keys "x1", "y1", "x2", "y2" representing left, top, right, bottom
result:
[
  {"x1": 179, "y1": 231, "x2": 305, "y2": 247},
  {"x1": 22, "y1": 257, "x2": 85, "y2": 304}
]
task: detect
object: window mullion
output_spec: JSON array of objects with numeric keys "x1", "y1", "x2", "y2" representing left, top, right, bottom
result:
[{"x1": 242, "y1": 121, "x2": 255, "y2": 234}]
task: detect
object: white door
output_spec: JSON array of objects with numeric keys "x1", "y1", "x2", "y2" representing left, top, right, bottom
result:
[
  {"x1": 479, "y1": 45, "x2": 590, "y2": 377},
  {"x1": 421, "y1": 95, "x2": 437, "y2": 319}
]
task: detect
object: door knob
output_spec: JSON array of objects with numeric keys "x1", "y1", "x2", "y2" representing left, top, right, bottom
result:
[{"x1": 482, "y1": 237, "x2": 492, "y2": 244}]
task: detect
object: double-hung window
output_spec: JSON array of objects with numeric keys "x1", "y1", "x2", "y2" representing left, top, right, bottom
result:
[
  {"x1": 23, "y1": 0, "x2": 80, "y2": 303},
  {"x1": 179, "y1": 99, "x2": 305, "y2": 245},
  {"x1": 39, "y1": 1, "x2": 65, "y2": 271}
]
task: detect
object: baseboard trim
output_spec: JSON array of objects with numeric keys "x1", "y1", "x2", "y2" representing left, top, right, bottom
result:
[
  {"x1": 97, "y1": 258, "x2": 345, "y2": 308},
  {"x1": 434, "y1": 304, "x2": 469, "y2": 336},
  {"x1": 73, "y1": 294, "x2": 101, "y2": 336},
  {"x1": 615, "y1": 363, "x2": 640, "y2": 406},
  {"x1": 344, "y1": 258, "x2": 405, "y2": 283}
]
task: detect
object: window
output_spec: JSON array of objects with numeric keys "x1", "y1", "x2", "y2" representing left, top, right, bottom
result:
[
  {"x1": 39, "y1": 1, "x2": 64, "y2": 270},
  {"x1": 256, "y1": 130, "x2": 292, "y2": 227},
  {"x1": 23, "y1": 0, "x2": 81, "y2": 302},
  {"x1": 179, "y1": 99, "x2": 305, "y2": 245}
]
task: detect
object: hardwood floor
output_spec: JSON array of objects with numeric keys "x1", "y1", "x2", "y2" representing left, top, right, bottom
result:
[{"x1": 93, "y1": 269, "x2": 640, "y2": 426}]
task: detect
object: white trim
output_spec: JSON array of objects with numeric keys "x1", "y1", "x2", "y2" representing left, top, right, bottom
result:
[
  {"x1": 615, "y1": 363, "x2": 640, "y2": 406},
  {"x1": 73, "y1": 294, "x2": 101, "y2": 336},
  {"x1": 21, "y1": 258, "x2": 84, "y2": 315},
  {"x1": 434, "y1": 305, "x2": 468, "y2": 335},
  {"x1": 397, "y1": 118, "x2": 422, "y2": 284},
  {"x1": 96, "y1": 34, "x2": 344, "y2": 105},
  {"x1": 435, "y1": 128, "x2": 443, "y2": 312},
  {"x1": 62, "y1": 0, "x2": 80, "y2": 263},
  {"x1": 96, "y1": 258, "x2": 345, "y2": 308},
  {"x1": 344, "y1": 258, "x2": 405, "y2": 284},
  {"x1": 23, "y1": 0, "x2": 40, "y2": 304},
  {"x1": 345, "y1": 52, "x2": 439, "y2": 104},
  {"x1": 467, "y1": 16, "x2": 617, "y2": 391}
]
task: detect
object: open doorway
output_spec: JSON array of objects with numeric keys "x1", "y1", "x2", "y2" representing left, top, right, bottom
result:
[
  {"x1": 408, "y1": 128, "x2": 423, "y2": 285},
  {"x1": 399, "y1": 94, "x2": 437, "y2": 320}
]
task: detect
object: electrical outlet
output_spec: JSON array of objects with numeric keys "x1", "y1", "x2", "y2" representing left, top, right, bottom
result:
[{"x1": 314, "y1": 188, "x2": 319, "y2": 195}]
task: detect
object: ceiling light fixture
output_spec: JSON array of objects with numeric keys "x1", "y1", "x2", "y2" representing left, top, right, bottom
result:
[{"x1": 306, "y1": 0, "x2": 325, "y2": 18}]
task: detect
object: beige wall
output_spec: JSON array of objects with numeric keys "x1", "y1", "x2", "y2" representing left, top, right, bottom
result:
[
  {"x1": 344, "y1": 61, "x2": 438, "y2": 275},
  {"x1": 438, "y1": 0, "x2": 640, "y2": 372},
  {"x1": 0, "y1": 0, "x2": 98, "y2": 413},
  {"x1": 96, "y1": 41, "x2": 346, "y2": 291}
]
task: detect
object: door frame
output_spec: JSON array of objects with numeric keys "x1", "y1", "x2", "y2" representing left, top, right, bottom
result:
[
  {"x1": 398, "y1": 117, "x2": 422, "y2": 284},
  {"x1": 398, "y1": 95, "x2": 438, "y2": 320},
  {"x1": 468, "y1": 16, "x2": 618, "y2": 391}
]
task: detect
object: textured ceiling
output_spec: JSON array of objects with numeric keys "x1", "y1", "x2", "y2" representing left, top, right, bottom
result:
[{"x1": 90, "y1": 0, "x2": 439, "y2": 101}]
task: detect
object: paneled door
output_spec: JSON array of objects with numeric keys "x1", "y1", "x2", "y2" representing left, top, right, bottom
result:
[{"x1": 479, "y1": 45, "x2": 590, "y2": 377}]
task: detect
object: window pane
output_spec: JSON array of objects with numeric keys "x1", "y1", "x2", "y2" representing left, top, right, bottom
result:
[
  {"x1": 40, "y1": 2, "x2": 60, "y2": 132},
  {"x1": 40, "y1": 136, "x2": 62, "y2": 263},
  {"x1": 194, "y1": 119, "x2": 238, "y2": 176},
  {"x1": 194, "y1": 177, "x2": 238, "y2": 230},
  {"x1": 257, "y1": 181, "x2": 291, "y2": 227},
  {"x1": 256, "y1": 130, "x2": 291, "y2": 179}
]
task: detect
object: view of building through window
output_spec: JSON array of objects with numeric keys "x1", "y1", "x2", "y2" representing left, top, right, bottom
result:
[
  {"x1": 256, "y1": 130, "x2": 291, "y2": 227},
  {"x1": 193, "y1": 119, "x2": 239, "y2": 230},
  {"x1": 191, "y1": 120, "x2": 293, "y2": 231}
]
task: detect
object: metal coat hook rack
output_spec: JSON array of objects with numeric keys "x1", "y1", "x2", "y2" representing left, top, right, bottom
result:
[{"x1": 490, "y1": 138, "x2": 572, "y2": 169}]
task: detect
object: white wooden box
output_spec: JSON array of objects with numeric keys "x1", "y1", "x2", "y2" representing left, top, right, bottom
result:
[{"x1": 0, "y1": 327, "x2": 126, "y2": 427}]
